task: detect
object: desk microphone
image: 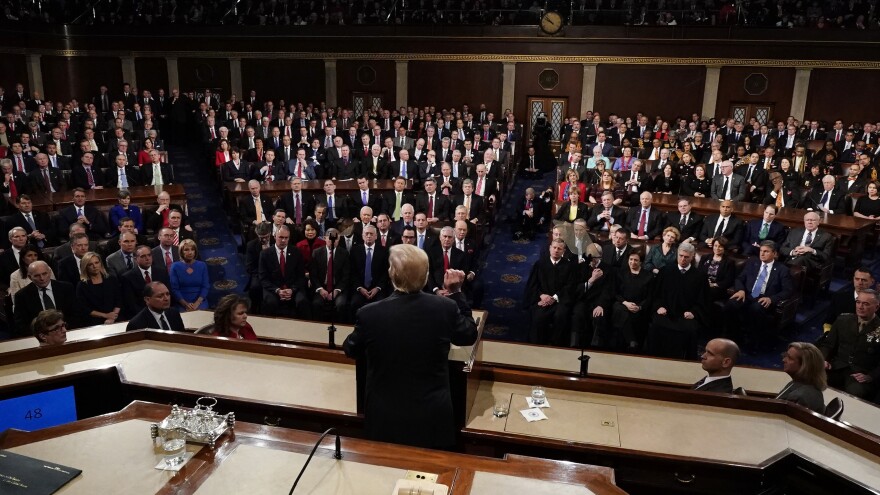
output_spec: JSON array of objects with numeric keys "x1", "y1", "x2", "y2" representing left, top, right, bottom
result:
[{"x1": 288, "y1": 427, "x2": 342, "y2": 494}]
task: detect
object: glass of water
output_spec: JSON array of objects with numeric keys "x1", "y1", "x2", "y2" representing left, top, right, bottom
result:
[
  {"x1": 162, "y1": 427, "x2": 187, "y2": 468},
  {"x1": 493, "y1": 401, "x2": 509, "y2": 418},
  {"x1": 531, "y1": 386, "x2": 546, "y2": 406}
]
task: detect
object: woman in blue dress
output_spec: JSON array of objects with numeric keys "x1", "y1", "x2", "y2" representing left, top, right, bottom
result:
[
  {"x1": 109, "y1": 190, "x2": 144, "y2": 233},
  {"x1": 170, "y1": 239, "x2": 209, "y2": 311}
]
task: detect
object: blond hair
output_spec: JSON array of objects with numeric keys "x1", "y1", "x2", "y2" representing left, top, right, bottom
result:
[{"x1": 388, "y1": 244, "x2": 429, "y2": 293}]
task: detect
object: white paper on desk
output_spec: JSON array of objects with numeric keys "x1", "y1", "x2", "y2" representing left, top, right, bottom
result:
[
  {"x1": 525, "y1": 397, "x2": 551, "y2": 408},
  {"x1": 153, "y1": 452, "x2": 195, "y2": 472},
  {"x1": 520, "y1": 408, "x2": 548, "y2": 422}
]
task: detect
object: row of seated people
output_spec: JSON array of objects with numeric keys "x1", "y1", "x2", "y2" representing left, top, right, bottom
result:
[
  {"x1": 0, "y1": 189, "x2": 192, "y2": 251},
  {"x1": 239, "y1": 211, "x2": 482, "y2": 322},
  {"x1": 522, "y1": 219, "x2": 879, "y2": 405},
  {"x1": 552, "y1": 149, "x2": 877, "y2": 213},
  {"x1": 3, "y1": 226, "x2": 206, "y2": 339}
]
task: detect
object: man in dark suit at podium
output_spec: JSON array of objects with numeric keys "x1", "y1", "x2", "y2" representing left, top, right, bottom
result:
[
  {"x1": 126, "y1": 282, "x2": 185, "y2": 331},
  {"x1": 343, "y1": 244, "x2": 477, "y2": 449}
]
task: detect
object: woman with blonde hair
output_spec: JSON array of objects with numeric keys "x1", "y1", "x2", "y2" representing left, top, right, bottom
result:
[
  {"x1": 76, "y1": 252, "x2": 121, "y2": 325},
  {"x1": 170, "y1": 239, "x2": 210, "y2": 311},
  {"x1": 777, "y1": 342, "x2": 827, "y2": 413}
]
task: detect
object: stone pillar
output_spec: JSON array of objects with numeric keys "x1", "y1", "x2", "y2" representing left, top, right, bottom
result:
[
  {"x1": 121, "y1": 56, "x2": 137, "y2": 87},
  {"x1": 502, "y1": 62, "x2": 516, "y2": 113},
  {"x1": 580, "y1": 64, "x2": 597, "y2": 116},
  {"x1": 790, "y1": 68, "x2": 811, "y2": 122},
  {"x1": 166, "y1": 57, "x2": 180, "y2": 91},
  {"x1": 700, "y1": 66, "x2": 722, "y2": 120},
  {"x1": 396, "y1": 61, "x2": 408, "y2": 109},
  {"x1": 229, "y1": 58, "x2": 243, "y2": 101},
  {"x1": 26, "y1": 54, "x2": 43, "y2": 97},
  {"x1": 324, "y1": 59, "x2": 337, "y2": 108}
]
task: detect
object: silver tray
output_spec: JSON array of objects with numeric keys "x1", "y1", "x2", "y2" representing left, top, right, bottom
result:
[{"x1": 149, "y1": 397, "x2": 235, "y2": 449}]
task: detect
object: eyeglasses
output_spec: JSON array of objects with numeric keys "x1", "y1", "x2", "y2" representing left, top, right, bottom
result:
[{"x1": 46, "y1": 322, "x2": 67, "y2": 333}]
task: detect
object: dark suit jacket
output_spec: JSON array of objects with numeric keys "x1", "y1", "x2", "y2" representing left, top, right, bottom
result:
[
  {"x1": 56, "y1": 204, "x2": 110, "y2": 240},
  {"x1": 818, "y1": 314, "x2": 880, "y2": 381},
  {"x1": 276, "y1": 192, "x2": 316, "y2": 224},
  {"x1": 13, "y1": 280, "x2": 77, "y2": 336},
  {"x1": 348, "y1": 243, "x2": 389, "y2": 292},
  {"x1": 56, "y1": 255, "x2": 82, "y2": 287},
  {"x1": 348, "y1": 189, "x2": 383, "y2": 217},
  {"x1": 664, "y1": 211, "x2": 704, "y2": 241},
  {"x1": 8, "y1": 210, "x2": 58, "y2": 246},
  {"x1": 733, "y1": 259, "x2": 794, "y2": 304},
  {"x1": 151, "y1": 245, "x2": 180, "y2": 274},
  {"x1": 343, "y1": 290, "x2": 477, "y2": 448},
  {"x1": 259, "y1": 244, "x2": 308, "y2": 296},
  {"x1": 381, "y1": 190, "x2": 416, "y2": 218},
  {"x1": 120, "y1": 266, "x2": 171, "y2": 320},
  {"x1": 71, "y1": 165, "x2": 106, "y2": 190},
  {"x1": 741, "y1": 219, "x2": 788, "y2": 256},
  {"x1": 141, "y1": 162, "x2": 174, "y2": 185},
  {"x1": 125, "y1": 307, "x2": 185, "y2": 332},
  {"x1": 426, "y1": 245, "x2": 468, "y2": 293},
  {"x1": 710, "y1": 174, "x2": 747, "y2": 202},
  {"x1": 415, "y1": 192, "x2": 451, "y2": 221},
  {"x1": 27, "y1": 167, "x2": 64, "y2": 194},
  {"x1": 824, "y1": 285, "x2": 857, "y2": 325},
  {"x1": 104, "y1": 165, "x2": 142, "y2": 188},
  {"x1": 601, "y1": 243, "x2": 633, "y2": 271},
  {"x1": 698, "y1": 214, "x2": 744, "y2": 247},
  {"x1": 449, "y1": 193, "x2": 484, "y2": 222},
  {"x1": 780, "y1": 228, "x2": 835, "y2": 269},
  {"x1": 801, "y1": 188, "x2": 847, "y2": 214},
  {"x1": 309, "y1": 245, "x2": 351, "y2": 294},
  {"x1": 388, "y1": 160, "x2": 418, "y2": 181},
  {"x1": 625, "y1": 206, "x2": 665, "y2": 240},
  {"x1": 554, "y1": 202, "x2": 589, "y2": 223},
  {"x1": 693, "y1": 376, "x2": 733, "y2": 394},
  {"x1": 358, "y1": 156, "x2": 389, "y2": 180},
  {"x1": 239, "y1": 195, "x2": 275, "y2": 224},
  {"x1": 587, "y1": 205, "x2": 627, "y2": 232}
]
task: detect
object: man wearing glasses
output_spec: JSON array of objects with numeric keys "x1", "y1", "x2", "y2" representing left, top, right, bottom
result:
[{"x1": 32, "y1": 310, "x2": 67, "y2": 345}]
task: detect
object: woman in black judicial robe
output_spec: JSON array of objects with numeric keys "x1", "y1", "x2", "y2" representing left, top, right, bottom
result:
[{"x1": 343, "y1": 244, "x2": 477, "y2": 449}]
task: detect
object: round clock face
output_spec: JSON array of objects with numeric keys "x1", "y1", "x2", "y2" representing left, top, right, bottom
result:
[{"x1": 540, "y1": 11, "x2": 563, "y2": 34}]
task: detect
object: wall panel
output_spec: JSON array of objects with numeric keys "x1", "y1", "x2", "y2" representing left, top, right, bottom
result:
[
  {"x1": 337, "y1": 60, "x2": 396, "y2": 112},
  {"x1": 134, "y1": 57, "x2": 169, "y2": 93},
  {"x1": 408, "y1": 62, "x2": 502, "y2": 113},
  {"x1": 178, "y1": 58, "x2": 231, "y2": 97},
  {"x1": 240, "y1": 59, "x2": 324, "y2": 106},
  {"x1": 513, "y1": 63, "x2": 583, "y2": 135},
  {"x1": 0, "y1": 55, "x2": 28, "y2": 99},
  {"x1": 41, "y1": 56, "x2": 122, "y2": 104},
  {"x1": 716, "y1": 66, "x2": 795, "y2": 124},
  {"x1": 805, "y1": 69, "x2": 879, "y2": 125},
  {"x1": 594, "y1": 65, "x2": 705, "y2": 121}
]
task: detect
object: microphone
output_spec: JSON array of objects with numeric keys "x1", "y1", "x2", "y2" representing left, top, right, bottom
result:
[{"x1": 288, "y1": 428, "x2": 342, "y2": 494}]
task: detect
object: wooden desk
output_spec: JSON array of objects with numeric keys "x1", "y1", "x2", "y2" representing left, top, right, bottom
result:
[
  {"x1": 0, "y1": 401, "x2": 624, "y2": 495},
  {"x1": 29, "y1": 184, "x2": 186, "y2": 212}
]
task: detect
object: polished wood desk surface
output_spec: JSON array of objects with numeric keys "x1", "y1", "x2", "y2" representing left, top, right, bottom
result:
[
  {"x1": 179, "y1": 309, "x2": 487, "y2": 364},
  {"x1": 0, "y1": 333, "x2": 358, "y2": 414},
  {"x1": 0, "y1": 401, "x2": 623, "y2": 495},
  {"x1": 464, "y1": 381, "x2": 880, "y2": 491},
  {"x1": 30, "y1": 184, "x2": 186, "y2": 211},
  {"x1": 225, "y1": 178, "x2": 411, "y2": 196},
  {"x1": 650, "y1": 194, "x2": 876, "y2": 236}
]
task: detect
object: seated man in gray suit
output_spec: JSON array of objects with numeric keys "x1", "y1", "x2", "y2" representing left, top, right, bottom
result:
[
  {"x1": 710, "y1": 161, "x2": 747, "y2": 202},
  {"x1": 693, "y1": 338, "x2": 740, "y2": 393},
  {"x1": 780, "y1": 211, "x2": 835, "y2": 271}
]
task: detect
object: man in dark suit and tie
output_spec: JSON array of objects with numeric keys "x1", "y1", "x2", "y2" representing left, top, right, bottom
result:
[
  {"x1": 348, "y1": 224, "x2": 390, "y2": 316},
  {"x1": 802, "y1": 175, "x2": 846, "y2": 214},
  {"x1": 342, "y1": 244, "x2": 477, "y2": 449},
  {"x1": 13, "y1": 261, "x2": 77, "y2": 337},
  {"x1": 734, "y1": 152, "x2": 768, "y2": 202},
  {"x1": 105, "y1": 154, "x2": 142, "y2": 188},
  {"x1": 125, "y1": 282, "x2": 185, "y2": 331},
  {"x1": 309, "y1": 228, "x2": 351, "y2": 321},
  {"x1": 698, "y1": 200, "x2": 744, "y2": 251},
  {"x1": 415, "y1": 178, "x2": 451, "y2": 223},
  {"x1": 586, "y1": 191, "x2": 627, "y2": 234},
  {"x1": 56, "y1": 188, "x2": 110, "y2": 240},
  {"x1": 625, "y1": 192, "x2": 664, "y2": 240},
  {"x1": 723, "y1": 241, "x2": 794, "y2": 343},
  {"x1": 710, "y1": 161, "x2": 747, "y2": 202},
  {"x1": 523, "y1": 238, "x2": 576, "y2": 346},
  {"x1": 388, "y1": 149, "x2": 417, "y2": 181},
  {"x1": 426, "y1": 226, "x2": 468, "y2": 294},
  {"x1": 27, "y1": 153, "x2": 63, "y2": 194},
  {"x1": 259, "y1": 225, "x2": 309, "y2": 318},
  {"x1": 120, "y1": 245, "x2": 171, "y2": 320},
  {"x1": 9, "y1": 194, "x2": 57, "y2": 247},
  {"x1": 664, "y1": 197, "x2": 703, "y2": 244},
  {"x1": 600, "y1": 228, "x2": 633, "y2": 271},
  {"x1": 780, "y1": 212, "x2": 836, "y2": 271},
  {"x1": 741, "y1": 205, "x2": 788, "y2": 257},
  {"x1": 693, "y1": 338, "x2": 739, "y2": 394}
]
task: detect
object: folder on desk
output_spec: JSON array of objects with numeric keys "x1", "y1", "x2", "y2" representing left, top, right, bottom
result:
[{"x1": 0, "y1": 450, "x2": 82, "y2": 494}]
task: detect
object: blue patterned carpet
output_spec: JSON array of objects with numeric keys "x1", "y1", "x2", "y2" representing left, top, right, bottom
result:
[
  {"x1": 481, "y1": 171, "x2": 878, "y2": 369},
  {"x1": 171, "y1": 145, "x2": 247, "y2": 306}
]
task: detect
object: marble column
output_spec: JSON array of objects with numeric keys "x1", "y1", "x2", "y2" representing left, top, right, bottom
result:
[
  {"x1": 790, "y1": 68, "x2": 811, "y2": 122},
  {"x1": 166, "y1": 57, "x2": 179, "y2": 91},
  {"x1": 700, "y1": 66, "x2": 722, "y2": 120},
  {"x1": 502, "y1": 62, "x2": 516, "y2": 113},
  {"x1": 26, "y1": 54, "x2": 43, "y2": 97},
  {"x1": 324, "y1": 59, "x2": 337, "y2": 107},
  {"x1": 396, "y1": 61, "x2": 408, "y2": 109},
  {"x1": 580, "y1": 64, "x2": 597, "y2": 116},
  {"x1": 121, "y1": 56, "x2": 137, "y2": 87},
  {"x1": 229, "y1": 58, "x2": 243, "y2": 101}
]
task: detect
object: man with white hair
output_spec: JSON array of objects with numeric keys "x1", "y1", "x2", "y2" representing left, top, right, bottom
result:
[{"x1": 14, "y1": 260, "x2": 77, "y2": 336}]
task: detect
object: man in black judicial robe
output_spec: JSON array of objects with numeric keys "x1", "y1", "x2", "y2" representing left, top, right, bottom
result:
[{"x1": 523, "y1": 238, "x2": 576, "y2": 346}]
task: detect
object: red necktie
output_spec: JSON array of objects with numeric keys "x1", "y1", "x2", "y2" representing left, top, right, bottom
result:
[
  {"x1": 326, "y1": 249, "x2": 334, "y2": 292},
  {"x1": 428, "y1": 195, "x2": 434, "y2": 217},
  {"x1": 16, "y1": 156, "x2": 24, "y2": 173},
  {"x1": 144, "y1": 270, "x2": 151, "y2": 283},
  {"x1": 9, "y1": 178, "x2": 17, "y2": 201},
  {"x1": 279, "y1": 249, "x2": 286, "y2": 277},
  {"x1": 638, "y1": 209, "x2": 647, "y2": 237},
  {"x1": 443, "y1": 250, "x2": 450, "y2": 272},
  {"x1": 164, "y1": 250, "x2": 172, "y2": 274},
  {"x1": 476, "y1": 177, "x2": 484, "y2": 196}
]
